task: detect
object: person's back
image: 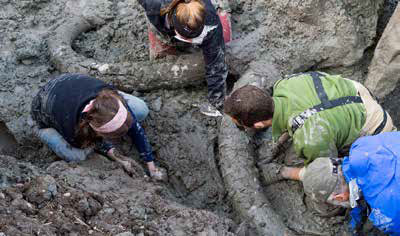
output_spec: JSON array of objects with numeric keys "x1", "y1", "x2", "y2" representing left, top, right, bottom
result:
[
  {"x1": 272, "y1": 72, "x2": 366, "y2": 164},
  {"x1": 300, "y1": 132, "x2": 400, "y2": 234},
  {"x1": 342, "y1": 132, "x2": 400, "y2": 234},
  {"x1": 31, "y1": 74, "x2": 164, "y2": 179},
  {"x1": 224, "y1": 71, "x2": 395, "y2": 166}
]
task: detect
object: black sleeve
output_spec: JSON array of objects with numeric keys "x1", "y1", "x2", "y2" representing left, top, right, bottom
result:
[
  {"x1": 94, "y1": 140, "x2": 114, "y2": 156},
  {"x1": 138, "y1": 0, "x2": 175, "y2": 37},
  {"x1": 200, "y1": 23, "x2": 228, "y2": 110},
  {"x1": 127, "y1": 116, "x2": 154, "y2": 163},
  {"x1": 138, "y1": 0, "x2": 163, "y2": 14}
]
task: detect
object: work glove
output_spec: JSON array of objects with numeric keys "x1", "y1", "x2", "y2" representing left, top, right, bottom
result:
[
  {"x1": 259, "y1": 162, "x2": 285, "y2": 185},
  {"x1": 37, "y1": 128, "x2": 93, "y2": 162},
  {"x1": 271, "y1": 132, "x2": 291, "y2": 157}
]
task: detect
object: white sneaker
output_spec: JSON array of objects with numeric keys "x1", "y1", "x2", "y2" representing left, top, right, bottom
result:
[{"x1": 199, "y1": 102, "x2": 222, "y2": 117}]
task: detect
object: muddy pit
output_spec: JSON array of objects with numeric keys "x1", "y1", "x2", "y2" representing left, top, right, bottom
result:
[{"x1": 0, "y1": 0, "x2": 399, "y2": 235}]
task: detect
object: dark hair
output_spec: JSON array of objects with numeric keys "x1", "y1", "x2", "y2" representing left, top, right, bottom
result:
[
  {"x1": 160, "y1": 0, "x2": 205, "y2": 38},
  {"x1": 75, "y1": 89, "x2": 133, "y2": 148},
  {"x1": 224, "y1": 85, "x2": 274, "y2": 127}
]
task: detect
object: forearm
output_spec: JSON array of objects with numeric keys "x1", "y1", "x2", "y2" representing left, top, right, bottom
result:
[
  {"x1": 38, "y1": 128, "x2": 92, "y2": 162},
  {"x1": 281, "y1": 166, "x2": 303, "y2": 181},
  {"x1": 128, "y1": 120, "x2": 154, "y2": 163},
  {"x1": 108, "y1": 148, "x2": 156, "y2": 175}
]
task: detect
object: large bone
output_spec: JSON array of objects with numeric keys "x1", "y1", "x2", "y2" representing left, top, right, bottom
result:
[
  {"x1": 48, "y1": 15, "x2": 206, "y2": 91},
  {"x1": 48, "y1": 16, "x2": 98, "y2": 74},
  {"x1": 219, "y1": 117, "x2": 290, "y2": 235},
  {"x1": 89, "y1": 53, "x2": 206, "y2": 92},
  {"x1": 218, "y1": 62, "x2": 291, "y2": 235}
]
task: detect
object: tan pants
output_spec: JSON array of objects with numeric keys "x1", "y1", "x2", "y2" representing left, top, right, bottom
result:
[
  {"x1": 350, "y1": 80, "x2": 396, "y2": 135},
  {"x1": 365, "y1": 4, "x2": 400, "y2": 99}
]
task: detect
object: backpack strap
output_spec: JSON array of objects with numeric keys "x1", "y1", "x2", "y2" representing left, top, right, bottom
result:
[
  {"x1": 373, "y1": 109, "x2": 387, "y2": 135},
  {"x1": 311, "y1": 72, "x2": 333, "y2": 109},
  {"x1": 291, "y1": 72, "x2": 363, "y2": 133}
]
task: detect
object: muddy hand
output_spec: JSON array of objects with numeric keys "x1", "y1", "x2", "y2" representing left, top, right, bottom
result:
[
  {"x1": 150, "y1": 167, "x2": 168, "y2": 181},
  {"x1": 272, "y1": 132, "x2": 290, "y2": 157},
  {"x1": 118, "y1": 160, "x2": 135, "y2": 176},
  {"x1": 108, "y1": 148, "x2": 143, "y2": 177},
  {"x1": 147, "y1": 162, "x2": 167, "y2": 181},
  {"x1": 112, "y1": 158, "x2": 140, "y2": 177}
]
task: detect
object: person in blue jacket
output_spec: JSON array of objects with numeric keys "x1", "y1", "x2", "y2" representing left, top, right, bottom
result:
[
  {"x1": 31, "y1": 74, "x2": 163, "y2": 179},
  {"x1": 138, "y1": 0, "x2": 231, "y2": 115},
  {"x1": 298, "y1": 132, "x2": 400, "y2": 235}
]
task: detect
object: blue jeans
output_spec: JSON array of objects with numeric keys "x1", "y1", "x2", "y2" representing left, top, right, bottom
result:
[
  {"x1": 36, "y1": 91, "x2": 149, "y2": 162},
  {"x1": 118, "y1": 91, "x2": 149, "y2": 122}
]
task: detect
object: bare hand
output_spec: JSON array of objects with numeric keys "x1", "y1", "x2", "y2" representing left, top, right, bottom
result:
[{"x1": 147, "y1": 162, "x2": 167, "y2": 181}]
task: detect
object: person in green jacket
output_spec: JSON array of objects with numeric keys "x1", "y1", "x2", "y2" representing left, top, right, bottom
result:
[{"x1": 224, "y1": 72, "x2": 395, "y2": 183}]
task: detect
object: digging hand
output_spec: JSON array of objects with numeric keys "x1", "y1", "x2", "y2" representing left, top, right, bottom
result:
[
  {"x1": 147, "y1": 161, "x2": 167, "y2": 181},
  {"x1": 108, "y1": 148, "x2": 143, "y2": 177},
  {"x1": 272, "y1": 132, "x2": 290, "y2": 157},
  {"x1": 259, "y1": 162, "x2": 285, "y2": 185}
]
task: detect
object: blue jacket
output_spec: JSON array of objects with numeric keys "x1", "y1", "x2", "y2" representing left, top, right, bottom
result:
[{"x1": 343, "y1": 132, "x2": 400, "y2": 235}]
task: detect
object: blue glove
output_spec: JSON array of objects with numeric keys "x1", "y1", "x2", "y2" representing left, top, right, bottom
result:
[{"x1": 37, "y1": 128, "x2": 93, "y2": 162}]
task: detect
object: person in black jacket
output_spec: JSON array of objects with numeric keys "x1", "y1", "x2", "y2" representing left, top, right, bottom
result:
[
  {"x1": 31, "y1": 74, "x2": 163, "y2": 179},
  {"x1": 139, "y1": 0, "x2": 231, "y2": 115}
]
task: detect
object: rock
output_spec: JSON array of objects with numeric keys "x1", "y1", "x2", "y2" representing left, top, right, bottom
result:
[
  {"x1": 11, "y1": 198, "x2": 36, "y2": 215},
  {"x1": 228, "y1": 0, "x2": 384, "y2": 75},
  {"x1": 0, "y1": 155, "x2": 42, "y2": 189},
  {"x1": 377, "y1": 0, "x2": 399, "y2": 37},
  {"x1": 77, "y1": 196, "x2": 102, "y2": 217},
  {"x1": 24, "y1": 175, "x2": 57, "y2": 206},
  {"x1": 15, "y1": 32, "x2": 46, "y2": 61},
  {"x1": 0, "y1": 122, "x2": 18, "y2": 155},
  {"x1": 365, "y1": 4, "x2": 400, "y2": 99},
  {"x1": 151, "y1": 97, "x2": 162, "y2": 112}
]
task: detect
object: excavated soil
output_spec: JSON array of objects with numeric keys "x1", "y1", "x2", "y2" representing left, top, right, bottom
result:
[{"x1": 0, "y1": 0, "x2": 399, "y2": 235}]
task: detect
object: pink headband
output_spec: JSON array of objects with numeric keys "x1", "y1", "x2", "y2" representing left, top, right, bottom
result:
[
  {"x1": 83, "y1": 99, "x2": 128, "y2": 133},
  {"x1": 82, "y1": 99, "x2": 95, "y2": 113}
]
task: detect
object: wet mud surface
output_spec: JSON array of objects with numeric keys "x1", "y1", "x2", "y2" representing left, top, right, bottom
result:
[{"x1": 0, "y1": 0, "x2": 399, "y2": 235}]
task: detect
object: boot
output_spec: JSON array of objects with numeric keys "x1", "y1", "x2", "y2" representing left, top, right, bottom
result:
[{"x1": 199, "y1": 101, "x2": 222, "y2": 117}]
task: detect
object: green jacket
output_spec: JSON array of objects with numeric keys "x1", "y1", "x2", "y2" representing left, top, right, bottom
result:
[{"x1": 271, "y1": 73, "x2": 366, "y2": 165}]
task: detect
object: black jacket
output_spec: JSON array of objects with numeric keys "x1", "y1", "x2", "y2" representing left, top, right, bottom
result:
[{"x1": 139, "y1": 0, "x2": 227, "y2": 109}]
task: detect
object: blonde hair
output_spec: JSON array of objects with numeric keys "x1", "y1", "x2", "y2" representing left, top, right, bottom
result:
[{"x1": 161, "y1": 0, "x2": 205, "y2": 31}]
